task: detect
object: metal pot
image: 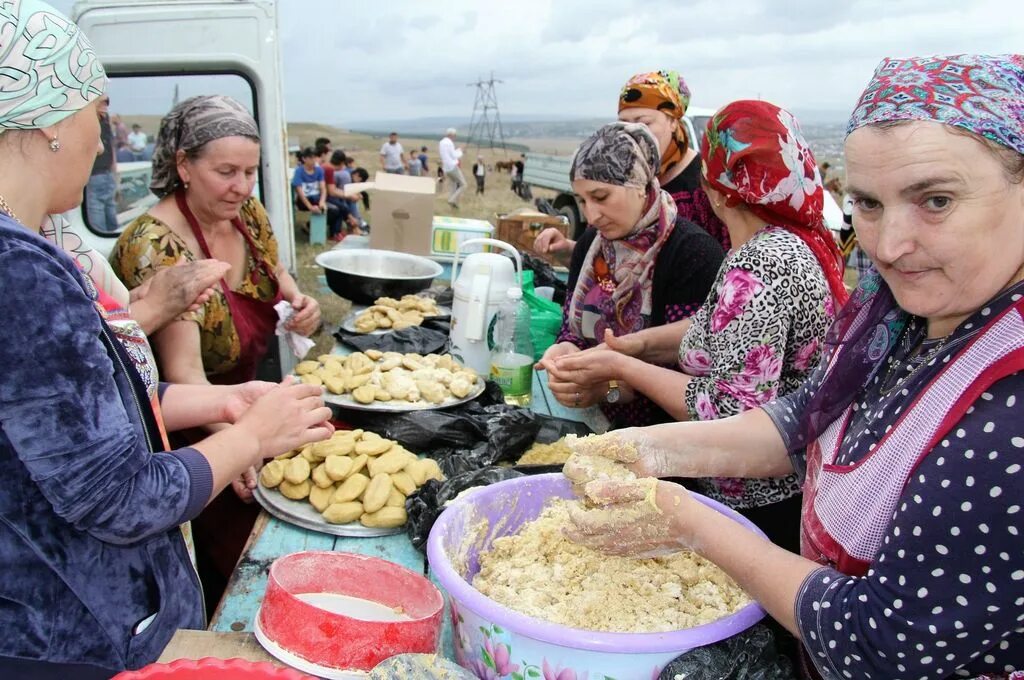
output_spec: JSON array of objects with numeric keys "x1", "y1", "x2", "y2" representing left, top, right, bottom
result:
[{"x1": 315, "y1": 249, "x2": 443, "y2": 304}]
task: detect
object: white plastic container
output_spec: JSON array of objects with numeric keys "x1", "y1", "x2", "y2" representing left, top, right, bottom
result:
[{"x1": 449, "y1": 239, "x2": 522, "y2": 375}]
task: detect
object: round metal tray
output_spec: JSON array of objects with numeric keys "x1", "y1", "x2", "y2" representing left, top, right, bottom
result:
[
  {"x1": 253, "y1": 484, "x2": 403, "y2": 538},
  {"x1": 340, "y1": 305, "x2": 451, "y2": 335},
  {"x1": 322, "y1": 377, "x2": 485, "y2": 412}
]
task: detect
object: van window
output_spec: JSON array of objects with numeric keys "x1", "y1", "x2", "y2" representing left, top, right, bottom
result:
[
  {"x1": 689, "y1": 115, "x2": 710, "y2": 152},
  {"x1": 82, "y1": 73, "x2": 261, "y2": 236}
]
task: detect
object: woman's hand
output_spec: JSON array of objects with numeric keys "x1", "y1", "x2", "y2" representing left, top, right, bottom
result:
[
  {"x1": 548, "y1": 347, "x2": 624, "y2": 387},
  {"x1": 547, "y1": 376, "x2": 607, "y2": 409},
  {"x1": 231, "y1": 465, "x2": 260, "y2": 503},
  {"x1": 285, "y1": 293, "x2": 321, "y2": 336},
  {"x1": 533, "y1": 228, "x2": 575, "y2": 256},
  {"x1": 220, "y1": 380, "x2": 277, "y2": 423},
  {"x1": 535, "y1": 341, "x2": 579, "y2": 371},
  {"x1": 235, "y1": 377, "x2": 333, "y2": 461},
  {"x1": 601, "y1": 328, "x2": 646, "y2": 358},
  {"x1": 129, "y1": 259, "x2": 229, "y2": 334},
  {"x1": 565, "y1": 478, "x2": 693, "y2": 558},
  {"x1": 565, "y1": 428, "x2": 682, "y2": 480}
]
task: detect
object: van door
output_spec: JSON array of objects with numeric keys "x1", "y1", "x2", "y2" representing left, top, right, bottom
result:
[{"x1": 72, "y1": 0, "x2": 297, "y2": 375}]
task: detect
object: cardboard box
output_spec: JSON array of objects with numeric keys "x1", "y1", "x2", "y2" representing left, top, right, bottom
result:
[
  {"x1": 496, "y1": 212, "x2": 571, "y2": 265},
  {"x1": 345, "y1": 172, "x2": 436, "y2": 256},
  {"x1": 431, "y1": 215, "x2": 494, "y2": 261}
]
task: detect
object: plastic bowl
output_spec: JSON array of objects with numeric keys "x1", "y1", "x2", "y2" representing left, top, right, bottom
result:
[
  {"x1": 315, "y1": 249, "x2": 442, "y2": 304},
  {"x1": 256, "y1": 551, "x2": 444, "y2": 672},
  {"x1": 426, "y1": 474, "x2": 766, "y2": 679}
]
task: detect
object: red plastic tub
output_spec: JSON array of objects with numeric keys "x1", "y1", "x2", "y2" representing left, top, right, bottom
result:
[
  {"x1": 256, "y1": 551, "x2": 444, "y2": 672},
  {"x1": 112, "y1": 657, "x2": 313, "y2": 679}
]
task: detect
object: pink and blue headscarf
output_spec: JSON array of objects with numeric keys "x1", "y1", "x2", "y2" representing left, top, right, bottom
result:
[
  {"x1": 803, "y1": 54, "x2": 1024, "y2": 444},
  {"x1": 847, "y1": 54, "x2": 1024, "y2": 155}
]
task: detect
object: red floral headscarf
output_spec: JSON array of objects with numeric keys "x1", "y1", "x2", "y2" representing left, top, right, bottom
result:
[{"x1": 701, "y1": 100, "x2": 848, "y2": 306}]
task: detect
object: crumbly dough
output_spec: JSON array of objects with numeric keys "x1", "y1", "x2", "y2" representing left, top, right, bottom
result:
[
  {"x1": 516, "y1": 438, "x2": 573, "y2": 465},
  {"x1": 473, "y1": 500, "x2": 750, "y2": 633}
]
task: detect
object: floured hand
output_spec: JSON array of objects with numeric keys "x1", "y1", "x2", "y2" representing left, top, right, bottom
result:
[{"x1": 565, "y1": 479, "x2": 692, "y2": 558}]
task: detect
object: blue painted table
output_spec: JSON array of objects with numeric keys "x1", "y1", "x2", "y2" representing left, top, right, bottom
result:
[{"x1": 208, "y1": 364, "x2": 607, "y2": 659}]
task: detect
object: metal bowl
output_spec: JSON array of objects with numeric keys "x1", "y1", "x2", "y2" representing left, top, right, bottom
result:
[{"x1": 315, "y1": 249, "x2": 443, "y2": 304}]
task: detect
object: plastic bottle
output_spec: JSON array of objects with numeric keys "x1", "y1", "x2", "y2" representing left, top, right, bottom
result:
[{"x1": 489, "y1": 286, "x2": 534, "y2": 406}]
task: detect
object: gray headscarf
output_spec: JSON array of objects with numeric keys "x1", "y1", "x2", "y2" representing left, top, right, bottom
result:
[
  {"x1": 569, "y1": 121, "x2": 661, "y2": 190},
  {"x1": 149, "y1": 95, "x2": 260, "y2": 198}
]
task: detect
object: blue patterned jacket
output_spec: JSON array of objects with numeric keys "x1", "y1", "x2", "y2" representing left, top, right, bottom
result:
[{"x1": 0, "y1": 216, "x2": 211, "y2": 678}]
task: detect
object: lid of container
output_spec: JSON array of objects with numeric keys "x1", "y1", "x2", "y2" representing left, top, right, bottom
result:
[{"x1": 506, "y1": 286, "x2": 523, "y2": 300}]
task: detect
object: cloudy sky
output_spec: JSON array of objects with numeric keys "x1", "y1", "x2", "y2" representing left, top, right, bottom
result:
[{"x1": 55, "y1": 0, "x2": 1024, "y2": 125}]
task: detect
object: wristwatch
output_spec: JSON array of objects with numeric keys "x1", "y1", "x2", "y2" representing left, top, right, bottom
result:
[{"x1": 605, "y1": 380, "x2": 621, "y2": 404}]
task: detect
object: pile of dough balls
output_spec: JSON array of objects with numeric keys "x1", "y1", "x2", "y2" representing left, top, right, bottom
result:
[
  {"x1": 259, "y1": 429, "x2": 444, "y2": 528},
  {"x1": 354, "y1": 295, "x2": 440, "y2": 333},
  {"x1": 295, "y1": 351, "x2": 480, "y2": 406}
]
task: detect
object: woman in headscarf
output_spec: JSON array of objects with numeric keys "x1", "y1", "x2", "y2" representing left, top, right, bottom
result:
[
  {"x1": 564, "y1": 54, "x2": 1024, "y2": 679},
  {"x1": 537, "y1": 122, "x2": 724, "y2": 429},
  {"x1": 111, "y1": 95, "x2": 320, "y2": 389},
  {"x1": 535, "y1": 70, "x2": 730, "y2": 261},
  {"x1": 0, "y1": 2, "x2": 332, "y2": 676},
  {"x1": 552, "y1": 101, "x2": 847, "y2": 552}
]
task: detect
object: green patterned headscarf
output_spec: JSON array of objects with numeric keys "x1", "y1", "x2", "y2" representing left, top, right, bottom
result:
[{"x1": 0, "y1": 0, "x2": 106, "y2": 130}]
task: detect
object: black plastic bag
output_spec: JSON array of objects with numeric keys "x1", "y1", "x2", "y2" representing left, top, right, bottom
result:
[
  {"x1": 657, "y1": 624, "x2": 795, "y2": 679},
  {"x1": 332, "y1": 316, "x2": 450, "y2": 355},
  {"x1": 406, "y1": 466, "x2": 524, "y2": 553},
  {"x1": 508, "y1": 250, "x2": 568, "y2": 305}
]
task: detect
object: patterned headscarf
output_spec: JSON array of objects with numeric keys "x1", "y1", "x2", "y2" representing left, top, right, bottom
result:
[
  {"x1": 801, "y1": 53, "x2": 1024, "y2": 445},
  {"x1": 150, "y1": 95, "x2": 260, "y2": 198},
  {"x1": 618, "y1": 70, "x2": 692, "y2": 179},
  {"x1": 0, "y1": 0, "x2": 106, "y2": 130},
  {"x1": 566, "y1": 122, "x2": 679, "y2": 340},
  {"x1": 847, "y1": 54, "x2": 1024, "y2": 155},
  {"x1": 701, "y1": 100, "x2": 848, "y2": 307}
]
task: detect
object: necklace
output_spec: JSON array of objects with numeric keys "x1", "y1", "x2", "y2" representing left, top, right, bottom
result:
[
  {"x1": 0, "y1": 193, "x2": 18, "y2": 223},
  {"x1": 878, "y1": 317, "x2": 981, "y2": 396}
]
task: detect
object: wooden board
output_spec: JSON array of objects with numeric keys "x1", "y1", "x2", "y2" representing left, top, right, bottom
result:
[
  {"x1": 158, "y1": 630, "x2": 280, "y2": 665},
  {"x1": 496, "y1": 214, "x2": 571, "y2": 266}
]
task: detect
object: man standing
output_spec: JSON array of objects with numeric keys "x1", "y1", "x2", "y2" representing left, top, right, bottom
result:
[
  {"x1": 439, "y1": 127, "x2": 465, "y2": 208},
  {"x1": 472, "y1": 156, "x2": 486, "y2": 195},
  {"x1": 379, "y1": 132, "x2": 405, "y2": 174},
  {"x1": 86, "y1": 95, "x2": 119, "y2": 233},
  {"x1": 127, "y1": 124, "x2": 147, "y2": 161},
  {"x1": 418, "y1": 146, "x2": 429, "y2": 174}
]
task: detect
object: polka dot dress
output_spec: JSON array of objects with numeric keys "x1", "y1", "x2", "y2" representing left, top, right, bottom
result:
[{"x1": 764, "y1": 285, "x2": 1024, "y2": 678}]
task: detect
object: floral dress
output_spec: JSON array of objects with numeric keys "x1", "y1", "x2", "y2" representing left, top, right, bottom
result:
[
  {"x1": 109, "y1": 197, "x2": 280, "y2": 380},
  {"x1": 679, "y1": 226, "x2": 836, "y2": 509}
]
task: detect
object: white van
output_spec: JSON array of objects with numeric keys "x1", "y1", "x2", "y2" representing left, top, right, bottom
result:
[{"x1": 71, "y1": 0, "x2": 297, "y2": 374}]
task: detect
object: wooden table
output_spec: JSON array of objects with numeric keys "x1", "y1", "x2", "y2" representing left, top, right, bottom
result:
[{"x1": 199, "y1": 364, "x2": 606, "y2": 661}]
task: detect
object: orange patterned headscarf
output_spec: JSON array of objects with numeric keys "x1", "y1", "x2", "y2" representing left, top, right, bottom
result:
[{"x1": 618, "y1": 70, "x2": 692, "y2": 179}]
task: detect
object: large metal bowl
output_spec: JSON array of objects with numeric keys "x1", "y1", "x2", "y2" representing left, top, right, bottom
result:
[{"x1": 315, "y1": 249, "x2": 443, "y2": 304}]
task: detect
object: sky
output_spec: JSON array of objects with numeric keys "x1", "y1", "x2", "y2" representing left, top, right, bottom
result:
[{"x1": 53, "y1": 0, "x2": 1024, "y2": 126}]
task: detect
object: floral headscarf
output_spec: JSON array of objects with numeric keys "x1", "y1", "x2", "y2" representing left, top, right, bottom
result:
[
  {"x1": 701, "y1": 100, "x2": 848, "y2": 307},
  {"x1": 565, "y1": 122, "x2": 679, "y2": 340},
  {"x1": 150, "y1": 95, "x2": 260, "y2": 198},
  {"x1": 803, "y1": 54, "x2": 1024, "y2": 444},
  {"x1": 847, "y1": 54, "x2": 1024, "y2": 155},
  {"x1": 618, "y1": 70, "x2": 691, "y2": 179},
  {"x1": 0, "y1": 0, "x2": 106, "y2": 130}
]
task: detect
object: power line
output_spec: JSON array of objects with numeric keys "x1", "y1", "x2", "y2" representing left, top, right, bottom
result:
[{"x1": 466, "y1": 72, "x2": 508, "y2": 157}]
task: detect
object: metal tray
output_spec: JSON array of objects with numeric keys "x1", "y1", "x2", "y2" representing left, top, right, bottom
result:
[
  {"x1": 322, "y1": 377, "x2": 485, "y2": 413},
  {"x1": 340, "y1": 305, "x2": 451, "y2": 335},
  {"x1": 253, "y1": 484, "x2": 403, "y2": 538}
]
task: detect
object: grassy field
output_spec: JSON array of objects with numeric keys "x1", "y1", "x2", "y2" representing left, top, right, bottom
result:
[{"x1": 287, "y1": 123, "x2": 558, "y2": 357}]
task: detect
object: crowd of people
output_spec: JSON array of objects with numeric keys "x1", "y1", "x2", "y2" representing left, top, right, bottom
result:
[{"x1": 0, "y1": 2, "x2": 1021, "y2": 679}]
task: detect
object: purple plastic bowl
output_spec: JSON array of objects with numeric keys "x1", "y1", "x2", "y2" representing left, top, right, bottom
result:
[{"x1": 426, "y1": 474, "x2": 766, "y2": 661}]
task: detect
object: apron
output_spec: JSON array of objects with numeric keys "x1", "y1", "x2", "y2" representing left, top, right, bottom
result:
[
  {"x1": 175, "y1": 191, "x2": 282, "y2": 384},
  {"x1": 798, "y1": 298, "x2": 1024, "y2": 678}
]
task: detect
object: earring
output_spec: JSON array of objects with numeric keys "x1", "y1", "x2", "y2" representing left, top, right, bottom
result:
[
  {"x1": 49, "y1": 137, "x2": 60, "y2": 152},
  {"x1": 183, "y1": 182, "x2": 189, "y2": 190}
]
